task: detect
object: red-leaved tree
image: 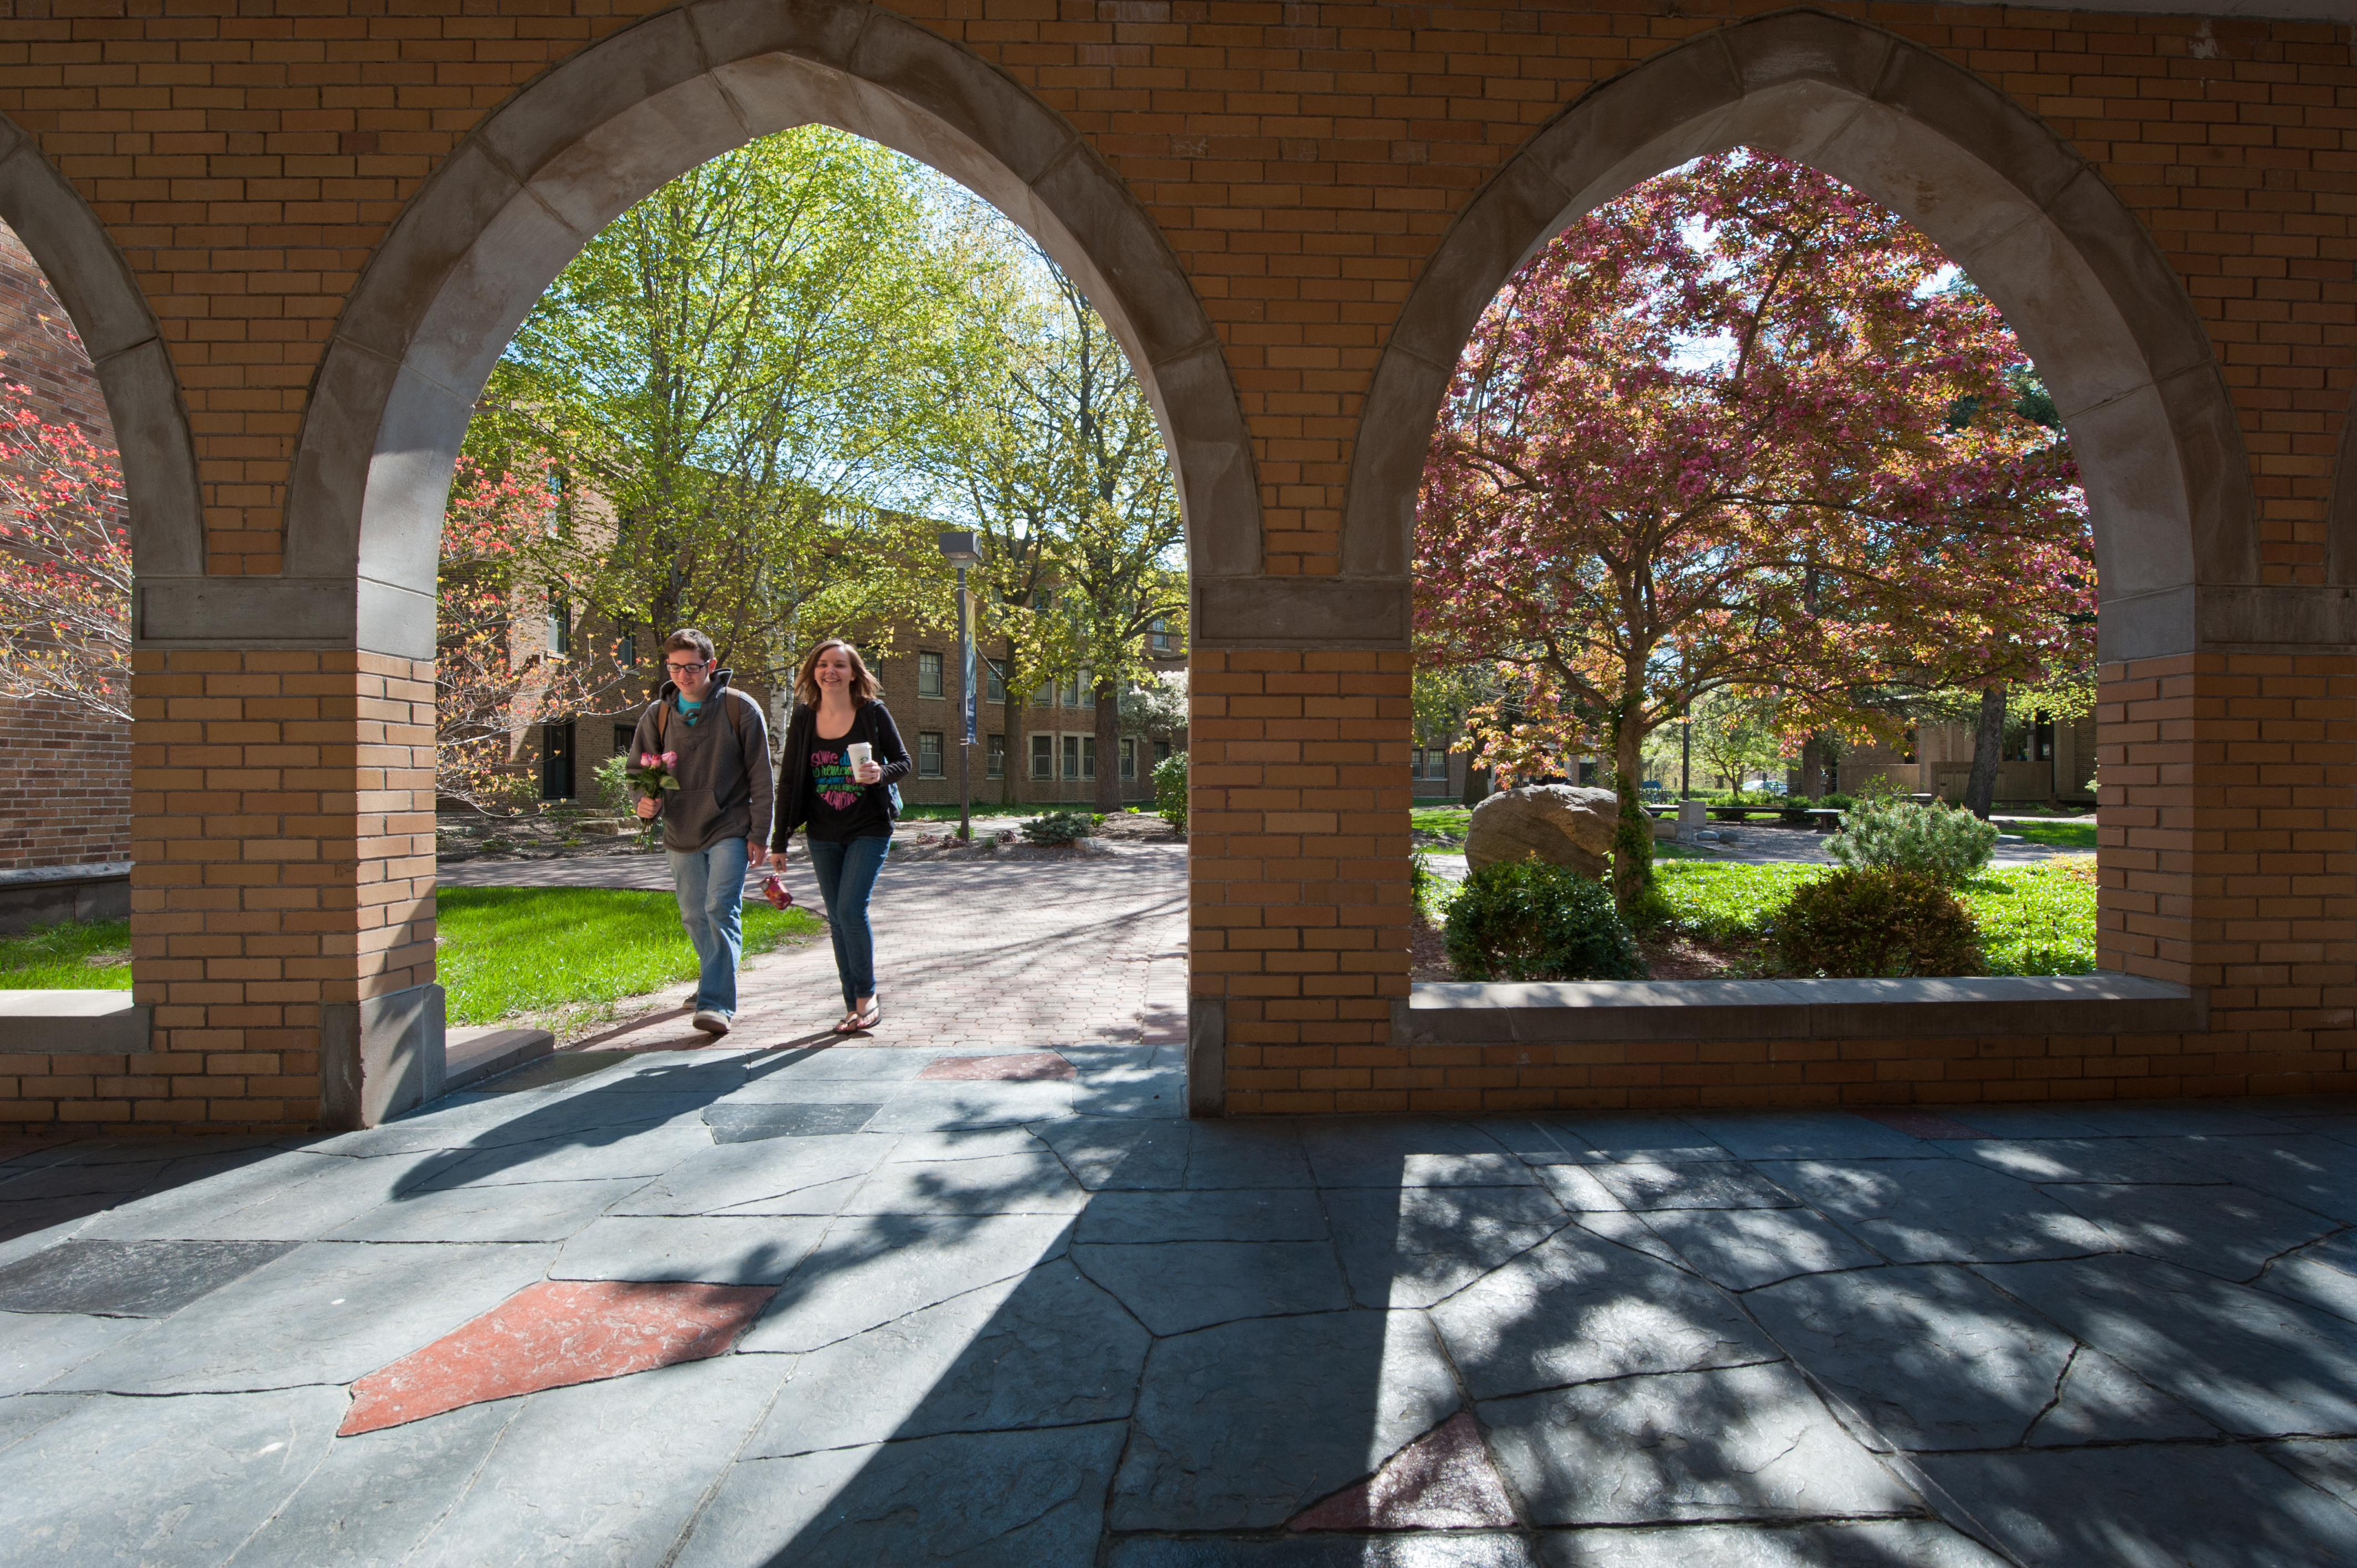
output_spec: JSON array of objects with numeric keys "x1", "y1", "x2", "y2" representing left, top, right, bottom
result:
[
  {"x1": 1416, "y1": 152, "x2": 2092, "y2": 904},
  {"x1": 436, "y1": 455, "x2": 625, "y2": 808},
  {"x1": 0, "y1": 394, "x2": 131, "y2": 723}
]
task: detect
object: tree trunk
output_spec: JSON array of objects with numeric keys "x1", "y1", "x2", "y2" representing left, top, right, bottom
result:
[
  {"x1": 1799, "y1": 731, "x2": 1828, "y2": 801},
  {"x1": 1610, "y1": 717, "x2": 1653, "y2": 911},
  {"x1": 1001, "y1": 676, "x2": 1022, "y2": 808},
  {"x1": 1963, "y1": 683, "x2": 2006, "y2": 819},
  {"x1": 1094, "y1": 675, "x2": 1121, "y2": 813},
  {"x1": 1460, "y1": 760, "x2": 1489, "y2": 807}
]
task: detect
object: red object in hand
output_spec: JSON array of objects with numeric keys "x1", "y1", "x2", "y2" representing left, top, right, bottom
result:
[{"x1": 761, "y1": 874, "x2": 791, "y2": 910}]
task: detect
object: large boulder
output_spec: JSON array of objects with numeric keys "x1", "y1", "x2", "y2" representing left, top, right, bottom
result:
[{"x1": 1464, "y1": 784, "x2": 1619, "y2": 878}]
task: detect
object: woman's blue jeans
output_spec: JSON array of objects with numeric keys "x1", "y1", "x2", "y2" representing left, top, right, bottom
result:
[
  {"x1": 806, "y1": 833, "x2": 888, "y2": 1009},
  {"x1": 666, "y1": 837, "x2": 749, "y2": 1018}
]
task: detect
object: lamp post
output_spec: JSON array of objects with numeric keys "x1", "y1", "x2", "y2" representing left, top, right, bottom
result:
[
  {"x1": 937, "y1": 530, "x2": 983, "y2": 842},
  {"x1": 1680, "y1": 711, "x2": 1692, "y2": 800}
]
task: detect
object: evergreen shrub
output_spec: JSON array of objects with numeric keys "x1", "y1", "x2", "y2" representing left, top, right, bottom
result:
[
  {"x1": 1769, "y1": 868, "x2": 1984, "y2": 978},
  {"x1": 1443, "y1": 857, "x2": 1647, "y2": 982},
  {"x1": 1152, "y1": 750, "x2": 1188, "y2": 832},
  {"x1": 1021, "y1": 811, "x2": 1099, "y2": 845},
  {"x1": 1826, "y1": 796, "x2": 1999, "y2": 886}
]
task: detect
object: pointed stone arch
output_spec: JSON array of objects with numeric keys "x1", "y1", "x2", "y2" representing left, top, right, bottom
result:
[
  {"x1": 266, "y1": 0, "x2": 1257, "y2": 659},
  {"x1": 0, "y1": 113, "x2": 202, "y2": 585},
  {"x1": 1344, "y1": 8, "x2": 2266, "y2": 663}
]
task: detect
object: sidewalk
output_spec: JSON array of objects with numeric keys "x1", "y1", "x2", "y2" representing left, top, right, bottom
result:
[{"x1": 2, "y1": 840, "x2": 2354, "y2": 1564}]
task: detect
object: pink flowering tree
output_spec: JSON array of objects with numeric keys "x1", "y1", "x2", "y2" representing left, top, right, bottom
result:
[
  {"x1": 1415, "y1": 152, "x2": 2091, "y2": 904},
  {"x1": 0, "y1": 394, "x2": 131, "y2": 723}
]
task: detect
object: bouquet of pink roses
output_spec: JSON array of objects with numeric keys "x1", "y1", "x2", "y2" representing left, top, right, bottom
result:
[{"x1": 625, "y1": 749, "x2": 679, "y2": 847}]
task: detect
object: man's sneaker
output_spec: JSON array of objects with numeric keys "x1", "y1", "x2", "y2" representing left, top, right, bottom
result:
[{"x1": 692, "y1": 1009, "x2": 730, "y2": 1037}]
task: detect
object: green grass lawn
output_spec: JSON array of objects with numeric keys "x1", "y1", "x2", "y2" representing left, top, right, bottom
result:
[
  {"x1": 1412, "y1": 805, "x2": 1472, "y2": 839},
  {"x1": 0, "y1": 917, "x2": 133, "y2": 989},
  {"x1": 2001, "y1": 818, "x2": 2098, "y2": 850},
  {"x1": 1651, "y1": 858, "x2": 2097, "y2": 975},
  {"x1": 436, "y1": 887, "x2": 822, "y2": 1025}
]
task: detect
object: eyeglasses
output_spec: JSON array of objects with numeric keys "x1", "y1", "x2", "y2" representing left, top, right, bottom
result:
[{"x1": 663, "y1": 661, "x2": 709, "y2": 674}]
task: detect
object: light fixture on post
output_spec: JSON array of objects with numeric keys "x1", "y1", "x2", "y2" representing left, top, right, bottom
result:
[{"x1": 937, "y1": 530, "x2": 984, "y2": 843}]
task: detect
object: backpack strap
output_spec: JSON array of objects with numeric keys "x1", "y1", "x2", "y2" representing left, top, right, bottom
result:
[{"x1": 653, "y1": 689, "x2": 743, "y2": 744}]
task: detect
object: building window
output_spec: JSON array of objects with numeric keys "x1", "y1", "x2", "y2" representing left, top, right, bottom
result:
[
  {"x1": 1155, "y1": 740, "x2": 1172, "y2": 764},
  {"x1": 1120, "y1": 737, "x2": 1137, "y2": 780},
  {"x1": 918, "y1": 731, "x2": 944, "y2": 777},
  {"x1": 1031, "y1": 734, "x2": 1053, "y2": 779},
  {"x1": 1148, "y1": 617, "x2": 1174, "y2": 654},
  {"x1": 613, "y1": 724, "x2": 633, "y2": 755},
  {"x1": 918, "y1": 651, "x2": 943, "y2": 699},
  {"x1": 1061, "y1": 673, "x2": 1089, "y2": 708},
  {"x1": 1061, "y1": 734, "x2": 1095, "y2": 780},
  {"x1": 986, "y1": 735, "x2": 1005, "y2": 778},
  {"x1": 616, "y1": 630, "x2": 636, "y2": 668},
  {"x1": 1062, "y1": 734, "x2": 1080, "y2": 778},
  {"x1": 548, "y1": 597, "x2": 570, "y2": 657},
  {"x1": 1032, "y1": 681, "x2": 1052, "y2": 709},
  {"x1": 986, "y1": 659, "x2": 1006, "y2": 704},
  {"x1": 2034, "y1": 711, "x2": 2056, "y2": 762},
  {"x1": 541, "y1": 718, "x2": 576, "y2": 799},
  {"x1": 1077, "y1": 669, "x2": 1094, "y2": 708}
]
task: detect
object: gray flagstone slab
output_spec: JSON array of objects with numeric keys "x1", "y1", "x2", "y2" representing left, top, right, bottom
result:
[
  {"x1": 1529, "y1": 1163, "x2": 1622, "y2": 1210},
  {"x1": 223, "y1": 1399, "x2": 517, "y2": 1567},
  {"x1": 1301, "y1": 1120, "x2": 1536, "y2": 1188},
  {"x1": 2049, "y1": 1179, "x2": 2341, "y2": 1280},
  {"x1": 1325, "y1": 1185, "x2": 1568, "y2": 1309},
  {"x1": 1179, "y1": 1123, "x2": 1316, "y2": 1189},
  {"x1": 1762, "y1": 1157, "x2": 2114, "y2": 1263},
  {"x1": 704, "y1": 1102, "x2": 881, "y2": 1141},
  {"x1": 0, "y1": 1311, "x2": 151, "y2": 1396},
  {"x1": 0, "y1": 1391, "x2": 86, "y2": 1454},
  {"x1": 858, "y1": 1081, "x2": 1077, "y2": 1130},
  {"x1": 2256, "y1": 1235, "x2": 2357, "y2": 1327},
  {"x1": 0, "y1": 1385, "x2": 346, "y2": 1567},
  {"x1": 2262, "y1": 1438, "x2": 2357, "y2": 1515},
  {"x1": 1108, "y1": 1308, "x2": 1458, "y2": 1531},
  {"x1": 608, "y1": 1133, "x2": 894, "y2": 1216},
  {"x1": 1584, "y1": 1160, "x2": 1798, "y2": 1210},
  {"x1": 1071, "y1": 1240, "x2": 1351, "y2": 1335},
  {"x1": 747, "y1": 1258, "x2": 1145, "y2": 1455},
  {"x1": 1921, "y1": 1443, "x2": 2357, "y2": 1566},
  {"x1": 1111, "y1": 1539, "x2": 1538, "y2": 1568},
  {"x1": 1637, "y1": 1205, "x2": 1883, "y2": 1291},
  {"x1": 1539, "y1": 1521, "x2": 2011, "y2": 1566},
  {"x1": 404, "y1": 1352, "x2": 790, "y2": 1568},
  {"x1": 323, "y1": 1176, "x2": 648, "y2": 1242},
  {"x1": 1742, "y1": 1263, "x2": 2076, "y2": 1452},
  {"x1": 551, "y1": 1215, "x2": 827, "y2": 1285},
  {"x1": 1032, "y1": 1117, "x2": 1191, "y2": 1190},
  {"x1": 2023, "y1": 1347, "x2": 2219, "y2": 1446},
  {"x1": 1077, "y1": 1188, "x2": 1329, "y2": 1245},
  {"x1": 739, "y1": 1212, "x2": 1073, "y2": 1354},
  {"x1": 1977, "y1": 1254, "x2": 2357, "y2": 1436},
  {"x1": 1679, "y1": 1112, "x2": 1934, "y2": 1161},
  {"x1": 2168, "y1": 1133, "x2": 2357, "y2": 1223},
  {"x1": 1430, "y1": 1224, "x2": 1780, "y2": 1402},
  {"x1": 0, "y1": 1239, "x2": 297, "y2": 1317},
  {"x1": 45, "y1": 1241, "x2": 555, "y2": 1394},
  {"x1": 1480, "y1": 1361, "x2": 1915, "y2": 1525},
  {"x1": 840, "y1": 1151, "x2": 1087, "y2": 1214},
  {"x1": 677, "y1": 1420, "x2": 1126, "y2": 1568},
  {"x1": 1950, "y1": 1137, "x2": 2223, "y2": 1186},
  {"x1": 78, "y1": 1150, "x2": 462, "y2": 1243},
  {"x1": 400, "y1": 1126, "x2": 712, "y2": 1192}
]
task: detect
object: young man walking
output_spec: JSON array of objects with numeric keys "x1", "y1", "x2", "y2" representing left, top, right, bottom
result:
[{"x1": 630, "y1": 630, "x2": 773, "y2": 1036}]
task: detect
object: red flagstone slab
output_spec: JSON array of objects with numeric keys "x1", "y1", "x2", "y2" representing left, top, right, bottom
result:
[
  {"x1": 1287, "y1": 1412, "x2": 1517, "y2": 1531},
  {"x1": 339, "y1": 1279, "x2": 773, "y2": 1436},
  {"x1": 918, "y1": 1052, "x2": 1076, "y2": 1082},
  {"x1": 1854, "y1": 1108, "x2": 1993, "y2": 1141}
]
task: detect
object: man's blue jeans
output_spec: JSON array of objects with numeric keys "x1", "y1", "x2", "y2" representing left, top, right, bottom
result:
[
  {"x1": 806, "y1": 834, "x2": 888, "y2": 1010},
  {"x1": 667, "y1": 838, "x2": 749, "y2": 1018}
]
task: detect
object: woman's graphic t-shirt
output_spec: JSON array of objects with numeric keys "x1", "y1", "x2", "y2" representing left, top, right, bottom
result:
[{"x1": 804, "y1": 707, "x2": 889, "y2": 842}]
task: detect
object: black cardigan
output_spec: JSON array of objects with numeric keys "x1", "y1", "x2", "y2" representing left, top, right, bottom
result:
[{"x1": 771, "y1": 699, "x2": 913, "y2": 849}]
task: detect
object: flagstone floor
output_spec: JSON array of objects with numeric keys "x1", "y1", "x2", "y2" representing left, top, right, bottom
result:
[{"x1": 2, "y1": 838, "x2": 2355, "y2": 1564}]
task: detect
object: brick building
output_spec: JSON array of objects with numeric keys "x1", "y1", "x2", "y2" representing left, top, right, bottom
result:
[
  {"x1": 0, "y1": 1, "x2": 2351, "y2": 1130},
  {"x1": 0, "y1": 217, "x2": 128, "y2": 874}
]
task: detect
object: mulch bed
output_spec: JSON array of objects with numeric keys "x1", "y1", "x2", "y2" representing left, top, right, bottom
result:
[{"x1": 1413, "y1": 912, "x2": 1759, "y2": 983}]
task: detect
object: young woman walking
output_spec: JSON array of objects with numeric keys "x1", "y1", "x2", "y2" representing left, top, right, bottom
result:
[{"x1": 769, "y1": 639, "x2": 910, "y2": 1034}]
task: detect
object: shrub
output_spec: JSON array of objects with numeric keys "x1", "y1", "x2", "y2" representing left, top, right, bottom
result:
[
  {"x1": 1825, "y1": 796, "x2": 1999, "y2": 886},
  {"x1": 1021, "y1": 810, "x2": 1099, "y2": 845},
  {"x1": 1768, "y1": 868, "x2": 1984, "y2": 978},
  {"x1": 1152, "y1": 749, "x2": 1188, "y2": 831},
  {"x1": 1443, "y1": 857, "x2": 1648, "y2": 982},
  {"x1": 591, "y1": 752, "x2": 636, "y2": 813}
]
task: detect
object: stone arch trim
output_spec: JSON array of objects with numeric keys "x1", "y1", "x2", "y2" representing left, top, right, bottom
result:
[
  {"x1": 1344, "y1": 8, "x2": 2267, "y2": 663},
  {"x1": 0, "y1": 113, "x2": 203, "y2": 585},
  {"x1": 271, "y1": 0, "x2": 1257, "y2": 658}
]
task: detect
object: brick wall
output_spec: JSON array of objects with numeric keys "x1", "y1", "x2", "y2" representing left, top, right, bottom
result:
[
  {"x1": 0, "y1": 693, "x2": 130, "y2": 868},
  {"x1": 0, "y1": 217, "x2": 130, "y2": 871}
]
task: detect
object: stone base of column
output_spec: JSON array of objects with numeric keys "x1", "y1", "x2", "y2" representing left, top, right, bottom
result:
[
  {"x1": 1187, "y1": 998, "x2": 1226, "y2": 1118},
  {"x1": 321, "y1": 983, "x2": 446, "y2": 1130}
]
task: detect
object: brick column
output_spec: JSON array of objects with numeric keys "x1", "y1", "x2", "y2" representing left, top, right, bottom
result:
[
  {"x1": 1187, "y1": 648, "x2": 1413, "y2": 1116},
  {"x1": 125, "y1": 648, "x2": 440, "y2": 1132}
]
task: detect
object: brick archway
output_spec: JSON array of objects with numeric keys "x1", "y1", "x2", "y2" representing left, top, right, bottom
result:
[
  {"x1": 0, "y1": 113, "x2": 200, "y2": 584},
  {"x1": 279, "y1": 0, "x2": 1258, "y2": 657},
  {"x1": 1343, "y1": 9, "x2": 2256, "y2": 667}
]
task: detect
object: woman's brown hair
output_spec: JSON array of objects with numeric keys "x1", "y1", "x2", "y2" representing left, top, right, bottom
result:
[{"x1": 794, "y1": 638, "x2": 881, "y2": 709}]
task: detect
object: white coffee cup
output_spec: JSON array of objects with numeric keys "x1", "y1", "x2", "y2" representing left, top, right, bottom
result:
[{"x1": 847, "y1": 742, "x2": 873, "y2": 771}]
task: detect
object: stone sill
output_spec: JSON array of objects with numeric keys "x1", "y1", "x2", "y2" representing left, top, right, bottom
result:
[
  {"x1": 0, "y1": 989, "x2": 152, "y2": 1054},
  {"x1": 1402, "y1": 974, "x2": 2205, "y2": 1045},
  {"x1": 0, "y1": 861, "x2": 131, "y2": 889}
]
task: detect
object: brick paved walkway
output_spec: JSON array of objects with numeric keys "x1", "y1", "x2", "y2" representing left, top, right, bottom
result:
[{"x1": 442, "y1": 843, "x2": 1189, "y2": 1055}]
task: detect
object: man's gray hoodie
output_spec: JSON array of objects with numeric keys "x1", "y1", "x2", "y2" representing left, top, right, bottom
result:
[{"x1": 626, "y1": 669, "x2": 774, "y2": 853}]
